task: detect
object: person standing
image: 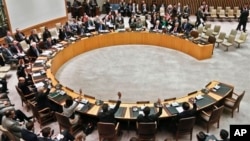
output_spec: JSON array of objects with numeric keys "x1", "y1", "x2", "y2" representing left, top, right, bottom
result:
[
  {"x1": 236, "y1": 3, "x2": 249, "y2": 32},
  {"x1": 195, "y1": 6, "x2": 204, "y2": 28}
]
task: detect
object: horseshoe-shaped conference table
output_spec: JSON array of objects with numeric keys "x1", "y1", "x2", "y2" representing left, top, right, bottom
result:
[{"x1": 31, "y1": 32, "x2": 233, "y2": 121}]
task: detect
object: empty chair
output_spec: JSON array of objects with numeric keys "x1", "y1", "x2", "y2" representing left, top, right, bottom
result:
[
  {"x1": 234, "y1": 32, "x2": 248, "y2": 48},
  {"x1": 209, "y1": 9, "x2": 217, "y2": 20},
  {"x1": 49, "y1": 28, "x2": 59, "y2": 40},
  {"x1": 201, "y1": 28, "x2": 213, "y2": 40},
  {"x1": 55, "y1": 22, "x2": 62, "y2": 31},
  {"x1": 218, "y1": 10, "x2": 226, "y2": 19},
  {"x1": 223, "y1": 90, "x2": 245, "y2": 118},
  {"x1": 221, "y1": 35, "x2": 236, "y2": 51},
  {"x1": 40, "y1": 26, "x2": 45, "y2": 33},
  {"x1": 212, "y1": 25, "x2": 221, "y2": 36},
  {"x1": 175, "y1": 116, "x2": 196, "y2": 141},
  {"x1": 203, "y1": 23, "x2": 211, "y2": 33},
  {"x1": 19, "y1": 40, "x2": 30, "y2": 52},
  {"x1": 209, "y1": 6, "x2": 214, "y2": 12},
  {"x1": 225, "y1": 6, "x2": 231, "y2": 15},
  {"x1": 215, "y1": 32, "x2": 226, "y2": 47},
  {"x1": 197, "y1": 26, "x2": 204, "y2": 36},
  {"x1": 225, "y1": 29, "x2": 237, "y2": 39},
  {"x1": 227, "y1": 9, "x2": 235, "y2": 20},
  {"x1": 233, "y1": 7, "x2": 239, "y2": 17},
  {"x1": 198, "y1": 105, "x2": 224, "y2": 133},
  {"x1": 97, "y1": 122, "x2": 120, "y2": 141},
  {"x1": 137, "y1": 122, "x2": 157, "y2": 141},
  {"x1": 235, "y1": 10, "x2": 241, "y2": 18},
  {"x1": 216, "y1": 6, "x2": 222, "y2": 15}
]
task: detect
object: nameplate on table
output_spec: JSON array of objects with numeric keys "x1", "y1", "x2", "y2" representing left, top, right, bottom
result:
[{"x1": 210, "y1": 83, "x2": 233, "y2": 96}]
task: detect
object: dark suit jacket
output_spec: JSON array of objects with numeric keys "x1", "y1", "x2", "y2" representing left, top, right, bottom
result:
[
  {"x1": 21, "y1": 129, "x2": 38, "y2": 141},
  {"x1": 18, "y1": 81, "x2": 32, "y2": 95},
  {"x1": 4, "y1": 36, "x2": 14, "y2": 45},
  {"x1": 10, "y1": 44, "x2": 23, "y2": 55},
  {"x1": 98, "y1": 100, "x2": 121, "y2": 124},
  {"x1": 15, "y1": 32, "x2": 26, "y2": 42},
  {"x1": 176, "y1": 103, "x2": 197, "y2": 121},
  {"x1": 38, "y1": 137, "x2": 54, "y2": 141},
  {"x1": 29, "y1": 34, "x2": 40, "y2": 43},
  {"x1": 27, "y1": 47, "x2": 42, "y2": 58},
  {"x1": 35, "y1": 88, "x2": 51, "y2": 111},
  {"x1": 137, "y1": 107, "x2": 162, "y2": 122}
]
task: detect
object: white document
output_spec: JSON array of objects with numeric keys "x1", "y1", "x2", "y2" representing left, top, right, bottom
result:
[
  {"x1": 76, "y1": 103, "x2": 84, "y2": 111},
  {"x1": 34, "y1": 82, "x2": 44, "y2": 88},
  {"x1": 171, "y1": 102, "x2": 179, "y2": 107},
  {"x1": 32, "y1": 72, "x2": 41, "y2": 77},
  {"x1": 35, "y1": 60, "x2": 44, "y2": 64},
  {"x1": 81, "y1": 99, "x2": 89, "y2": 104},
  {"x1": 109, "y1": 104, "x2": 116, "y2": 109},
  {"x1": 176, "y1": 106, "x2": 184, "y2": 113}
]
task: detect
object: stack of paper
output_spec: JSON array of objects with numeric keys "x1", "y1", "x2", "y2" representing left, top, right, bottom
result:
[
  {"x1": 35, "y1": 60, "x2": 44, "y2": 64},
  {"x1": 81, "y1": 99, "x2": 89, "y2": 104},
  {"x1": 176, "y1": 106, "x2": 184, "y2": 113},
  {"x1": 32, "y1": 72, "x2": 41, "y2": 77},
  {"x1": 35, "y1": 82, "x2": 44, "y2": 88},
  {"x1": 196, "y1": 95, "x2": 204, "y2": 100},
  {"x1": 171, "y1": 102, "x2": 179, "y2": 107},
  {"x1": 109, "y1": 104, "x2": 116, "y2": 109},
  {"x1": 59, "y1": 91, "x2": 66, "y2": 95}
]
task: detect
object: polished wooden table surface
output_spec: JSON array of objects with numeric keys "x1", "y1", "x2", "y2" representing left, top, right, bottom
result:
[{"x1": 30, "y1": 32, "x2": 229, "y2": 120}]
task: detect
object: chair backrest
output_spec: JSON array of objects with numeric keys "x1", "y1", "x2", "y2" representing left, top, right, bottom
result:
[
  {"x1": 208, "y1": 36, "x2": 216, "y2": 46},
  {"x1": 19, "y1": 40, "x2": 30, "y2": 52},
  {"x1": 209, "y1": 105, "x2": 224, "y2": 124},
  {"x1": 233, "y1": 6, "x2": 239, "y2": 13},
  {"x1": 210, "y1": 9, "x2": 217, "y2": 16},
  {"x1": 227, "y1": 35, "x2": 235, "y2": 43},
  {"x1": 213, "y1": 25, "x2": 221, "y2": 33},
  {"x1": 55, "y1": 112, "x2": 72, "y2": 128},
  {"x1": 225, "y1": 7, "x2": 231, "y2": 13},
  {"x1": 177, "y1": 116, "x2": 196, "y2": 134},
  {"x1": 137, "y1": 122, "x2": 157, "y2": 140},
  {"x1": 216, "y1": 6, "x2": 222, "y2": 13},
  {"x1": 228, "y1": 9, "x2": 234, "y2": 16},
  {"x1": 233, "y1": 91, "x2": 245, "y2": 110},
  {"x1": 197, "y1": 26, "x2": 203, "y2": 34},
  {"x1": 205, "y1": 28, "x2": 213, "y2": 36},
  {"x1": 97, "y1": 122, "x2": 116, "y2": 137},
  {"x1": 239, "y1": 32, "x2": 248, "y2": 41},
  {"x1": 55, "y1": 22, "x2": 62, "y2": 31},
  {"x1": 204, "y1": 24, "x2": 211, "y2": 30},
  {"x1": 230, "y1": 29, "x2": 237, "y2": 36},
  {"x1": 40, "y1": 26, "x2": 45, "y2": 33},
  {"x1": 218, "y1": 32, "x2": 226, "y2": 40},
  {"x1": 15, "y1": 85, "x2": 26, "y2": 102},
  {"x1": 219, "y1": 10, "x2": 225, "y2": 15},
  {"x1": 0, "y1": 125, "x2": 17, "y2": 141}
]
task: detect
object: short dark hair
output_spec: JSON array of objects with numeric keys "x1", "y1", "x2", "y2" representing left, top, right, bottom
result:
[
  {"x1": 26, "y1": 122, "x2": 34, "y2": 130},
  {"x1": 220, "y1": 129, "x2": 229, "y2": 139},
  {"x1": 143, "y1": 106, "x2": 150, "y2": 116},
  {"x1": 65, "y1": 98, "x2": 73, "y2": 107},
  {"x1": 182, "y1": 102, "x2": 190, "y2": 110},
  {"x1": 41, "y1": 127, "x2": 51, "y2": 137},
  {"x1": 196, "y1": 131, "x2": 206, "y2": 141},
  {"x1": 102, "y1": 104, "x2": 109, "y2": 112}
]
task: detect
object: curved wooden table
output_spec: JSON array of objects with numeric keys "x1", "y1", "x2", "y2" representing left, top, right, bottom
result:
[{"x1": 37, "y1": 32, "x2": 231, "y2": 120}]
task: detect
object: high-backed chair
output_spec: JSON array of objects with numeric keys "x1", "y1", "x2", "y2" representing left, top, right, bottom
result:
[
  {"x1": 233, "y1": 6, "x2": 239, "y2": 16},
  {"x1": 49, "y1": 28, "x2": 59, "y2": 40},
  {"x1": 215, "y1": 32, "x2": 226, "y2": 47},
  {"x1": 216, "y1": 6, "x2": 222, "y2": 15},
  {"x1": 209, "y1": 9, "x2": 217, "y2": 20},
  {"x1": 225, "y1": 29, "x2": 237, "y2": 39},
  {"x1": 29, "y1": 101, "x2": 55, "y2": 128},
  {"x1": 203, "y1": 23, "x2": 211, "y2": 33},
  {"x1": 137, "y1": 122, "x2": 157, "y2": 141},
  {"x1": 198, "y1": 105, "x2": 224, "y2": 133},
  {"x1": 201, "y1": 28, "x2": 213, "y2": 40},
  {"x1": 225, "y1": 6, "x2": 231, "y2": 16},
  {"x1": 234, "y1": 32, "x2": 248, "y2": 48},
  {"x1": 235, "y1": 9, "x2": 241, "y2": 18},
  {"x1": 55, "y1": 112, "x2": 82, "y2": 135},
  {"x1": 197, "y1": 26, "x2": 204, "y2": 36},
  {"x1": 223, "y1": 91, "x2": 245, "y2": 118},
  {"x1": 175, "y1": 116, "x2": 196, "y2": 141},
  {"x1": 40, "y1": 26, "x2": 45, "y2": 33},
  {"x1": 221, "y1": 35, "x2": 235, "y2": 51},
  {"x1": 55, "y1": 22, "x2": 62, "y2": 31},
  {"x1": 15, "y1": 85, "x2": 35, "y2": 111},
  {"x1": 19, "y1": 40, "x2": 30, "y2": 52},
  {"x1": 97, "y1": 122, "x2": 120, "y2": 141},
  {"x1": 218, "y1": 10, "x2": 226, "y2": 19},
  {"x1": 227, "y1": 9, "x2": 235, "y2": 20},
  {"x1": 212, "y1": 25, "x2": 221, "y2": 36}
]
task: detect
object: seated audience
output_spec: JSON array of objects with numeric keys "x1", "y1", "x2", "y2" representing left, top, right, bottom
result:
[
  {"x1": 0, "y1": 43, "x2": 19, "y2": 65},
  {"x1": 98, "y1": 92, "x2": 122, "y2": 124},
  {"x1": 29, "y1": 29, "x2": 41, "y2": 43},
  {"x1": 10, "y1": 40, "x2": 24, "y2": 56},
  {"x1": 15, "y1": 28, "x2": 29, "y2": 44},
  {"x1": 4, "y1": 31, "x2": 15, "y2": 46},
  {"x1": 137, "y1": 98, "x2": 162, "y2": 122},
  {"x1": 27, "y1": 42, "x2": 43, "y2": 60},
  {"x1": 42, "y1": 27, "x2": 52, "y2": 42},
  {"x1": 21, "y1": 121, "x2": 38, "y2": 141},
  {"x1": 38, "y1": 126, "x2": 75, "y2": 141},
  {"x1": 63, "y1": 95, "x2": 81, "y2": 125},
  {"x1": 44, "y1": 37, "x2": 56, "y2": 49}
]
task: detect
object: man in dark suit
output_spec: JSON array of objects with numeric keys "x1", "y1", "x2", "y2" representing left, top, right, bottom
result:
[
  {"x1": 98, "y1": 92, "x2": 122, "y2": 124},
  {"x1": 236, "y1": 4, "x2": 249, "y2": 32},
  {"x1": 10, "y1": 40, "x2": 24, "y2": 55},
  {"x1": 21, "y1": 121, "x2": 38, "y2": 141},
  {"x1": 15, "y1": 28, "x2": 29, "y2": 44},
  {"x1": 137, "y1": 98, "x2": 162, "y2": 122},
  {"x1": 0, "y1": 43, "x2": 18, "y2": 65},
  {"x1": 44, "y1": 37, "x2": 56, "y2": 49},
  {"x1": 35, "y1": 86, "x2": 51, "y2": 111},
  {"x1": 27, "y1": 42, "x2": 42, "y2": 60},
  {"x1": 4, "y1": 31, "x2": 15, "y2": 46},
  {"x1": 29, "y1": 29, "x2": 41, "y2": 43},
  {"x1": 176, "y1": 100, "x2": 197, "y2": 121}
]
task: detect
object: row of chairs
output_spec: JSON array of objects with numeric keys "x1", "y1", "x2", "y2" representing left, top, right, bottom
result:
[{"x1": 208, "y1": 6, "x2": 249, "y2": 21}]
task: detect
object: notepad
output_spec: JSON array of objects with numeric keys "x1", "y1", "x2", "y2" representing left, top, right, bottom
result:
[
  {"x1": 32, "y1": 72, "x2": 41, "y2": 77},
  {"x1": 34, "y1": 82, "x2": 44, "y2": 88},
  {"x1": 176, "y1": 106, "x2": 184, "y2": 113},
  {"x1": 196, "y1": 95, "x2": 204, "y2": 100},
  {"x1": 214, "y1": 85, "x2": 221, "y2": 89},
  {"x1": 171, "y1": 102, "x2": 179, "y2": 107}
]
